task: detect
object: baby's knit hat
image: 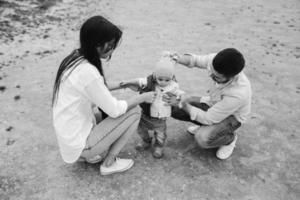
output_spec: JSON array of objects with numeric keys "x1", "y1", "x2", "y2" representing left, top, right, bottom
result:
[{"x1": 153, "y1": 56, "x2": 175, "y2": 78}]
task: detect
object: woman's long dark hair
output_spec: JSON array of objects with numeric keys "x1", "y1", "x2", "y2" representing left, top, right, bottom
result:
[{"x1": 52, "y1": 16, "x2": 122, "y2": 106}]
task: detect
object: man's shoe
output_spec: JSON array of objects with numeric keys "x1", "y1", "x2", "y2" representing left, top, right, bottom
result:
[
  {"x1": 216, "y1": 134, "x2": 238, "y2": 160},
  {"x1": 100, "y1": 158, "x2": 134, "y2": 175},
  {"x1": 152, "y1": 146, "x2": 164, "y2": 159},
  {"x1": 135, "y1": 141, "x2": 151, "y2": 151},
  {"x1": 187, "y1": 125, "x2": 200, "y2": 135}
]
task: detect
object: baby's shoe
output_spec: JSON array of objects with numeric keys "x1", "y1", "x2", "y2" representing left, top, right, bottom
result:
[
  {"x1": 153, "y1": 146, "x2": 164, "y2": 159},
  {"x1": 135, "y1": 140, "x2": 151, "y2": 151}
]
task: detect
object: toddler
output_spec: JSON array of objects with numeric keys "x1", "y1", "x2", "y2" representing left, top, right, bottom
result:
[{"x1": 121, "y1": 55, "x2": 183, "y2": 158}]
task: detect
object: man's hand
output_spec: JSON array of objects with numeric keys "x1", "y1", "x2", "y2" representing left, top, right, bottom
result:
[
  {"x1": 173, "y1": 54, "x2": 194, "y2": 68},
  {"x1": 162, "y1": 91, "x2": 180, "y2": 106},
  {"x1": 181, "y1": 95, "x2": 201, "y2": 104},
  {"x1": 161, "y1": 51, "x2": 180, "y2": 62}
]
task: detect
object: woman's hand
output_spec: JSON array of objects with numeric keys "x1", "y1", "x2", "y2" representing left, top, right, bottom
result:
[{"x1": 142, "y1": 91, "x2": 157, "y2": 103}]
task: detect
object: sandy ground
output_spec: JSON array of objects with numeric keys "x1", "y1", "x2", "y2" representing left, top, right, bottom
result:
[{"x1": 0, "y1": 0, "x2": 300, "y2": 199}]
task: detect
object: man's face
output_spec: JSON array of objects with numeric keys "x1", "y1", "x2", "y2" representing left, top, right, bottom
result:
[{"x1": 210, "y1": 65, "x2": 231, "y2": 84}]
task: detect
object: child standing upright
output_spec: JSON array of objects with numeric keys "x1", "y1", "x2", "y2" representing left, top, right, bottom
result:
[{"x1": 121, "y1": 55, "x2": 183, "y2": 158}]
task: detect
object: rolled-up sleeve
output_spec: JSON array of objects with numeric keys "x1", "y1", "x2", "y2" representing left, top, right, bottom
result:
[
  {"x1": 85, "y1": 78, "x2": 128, "y2": 118},
  {"x1": 189, "y1": 95, "x2": 243, "y2": 125},
  {"x1": 138, "y1": 77, "x2": 147, "y2": 88},
  {"x1": 184, "y1": 53, "x2": 216, "y2": 69}
]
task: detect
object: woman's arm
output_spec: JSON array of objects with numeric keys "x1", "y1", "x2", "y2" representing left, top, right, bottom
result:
[
  {"x1": 107, "y1": 81, "x2": 123, "y2": 91},
  {"x1": 125, "y1": 92, "x2": 155, "y2": 111},
  {"x1": 85, "y1": 78, "x2": 155, "y2": 118},
  {"x1": 107, "y1": 78, "x2": 143, "y2": 91},
  {"x1": 107, "y1": 77, "x2": 145, "y2": 91},
  {"x1": 120, "y1": 78, "x2": 146, "y2": 92},
  {"x1": 122, "y1": 77, "x2": 155, "y2": 110}
]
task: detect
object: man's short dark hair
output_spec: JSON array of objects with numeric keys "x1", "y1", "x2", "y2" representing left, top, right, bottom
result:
[{"x1": 212, "y1": 48, "x2": 245, "y2": 77}]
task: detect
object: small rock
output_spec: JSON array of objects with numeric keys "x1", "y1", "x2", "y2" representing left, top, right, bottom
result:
[
  {"x1": 0, "y1": 86, "x2": 6, "y2": 92},
  {"x1": 14, "y1": 95, "x2": 21, "y2": 101},
  {"x1": 6, "y1": 138, "x2": 15, "y2": 146},
  {"x1": 6, "y1": 126, "x2": 13, "y2": 132}
]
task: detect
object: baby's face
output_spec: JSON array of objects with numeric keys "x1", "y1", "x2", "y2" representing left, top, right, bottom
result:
[{"x1": 156, "y1": 76, "x2": 172, "y2": 87}]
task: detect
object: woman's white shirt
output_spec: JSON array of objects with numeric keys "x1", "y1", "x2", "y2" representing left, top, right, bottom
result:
[{"x1": 52, "y1": 60, "x2": 127, "y2": 163}]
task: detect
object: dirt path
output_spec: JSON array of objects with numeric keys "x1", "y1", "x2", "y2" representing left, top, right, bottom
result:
[{"x1": 1, "y1": 0, "x2": 299, "y2": 199}]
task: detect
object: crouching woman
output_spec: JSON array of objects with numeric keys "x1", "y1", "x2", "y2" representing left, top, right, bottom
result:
[{"x1": 52, "y1": 16, "x2": 155, "y2": 175}]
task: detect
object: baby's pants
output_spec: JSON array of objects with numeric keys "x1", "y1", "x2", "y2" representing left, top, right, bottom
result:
[{"x1": 138, "y1": 114, "x2": 167, "y2": 147}]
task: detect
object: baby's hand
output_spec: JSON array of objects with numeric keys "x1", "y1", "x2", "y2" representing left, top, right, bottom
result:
[
  {"x1": 170, "y1": 53, "x2": 180, "y2": 62},
  {"x1": 162, "y1": 51, "x2": 180, "y2": 62}
]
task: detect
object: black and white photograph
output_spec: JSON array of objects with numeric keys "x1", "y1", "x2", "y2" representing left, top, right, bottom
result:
[{"x1": 1, "y1": 0, "x2": 299, "y2": 199}]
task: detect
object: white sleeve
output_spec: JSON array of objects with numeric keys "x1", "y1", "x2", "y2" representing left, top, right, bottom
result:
[
  {"x1": 184, "y1": 53, "x2": 216, "y2": 69},
  {"x1": 69, "y1": 62, "x2": 128, "y2": 118},
  {"x1": 189, "y1": 95, "x2": 243, "y2": 125},
  {"x1": 84, "y1": 78, "x2": 128, "y2": 118},
  {"x1": 138, "y1": 77, "x2": 147, "y2": 88},
  {"x1": 200, "y1": 96, "x2": 211, "y2": 104}
]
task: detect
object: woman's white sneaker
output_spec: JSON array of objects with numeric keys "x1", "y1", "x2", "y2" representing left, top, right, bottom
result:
[
  {"x1": 100, "y1": 158, "x2": 134, "y2": 175},
  {"x1": 216, "y1": 134, "x2": 238, "y2": 160},
  {"x1": 187, "y1": 125, "x2": 200, "y2": 135}
]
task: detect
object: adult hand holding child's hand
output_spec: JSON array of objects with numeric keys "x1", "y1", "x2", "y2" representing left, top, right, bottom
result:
[
  {"x1": 142, "y1": 91, "x2": 157, "y2": 103},
  {"x1": 162, "y1": 91, "x2": 180, "y2": 106}
]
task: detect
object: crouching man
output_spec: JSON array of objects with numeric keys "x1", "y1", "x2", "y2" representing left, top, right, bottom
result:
[{"x1": 164, "y1": 48, "x2": 252, "y2": 159}]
